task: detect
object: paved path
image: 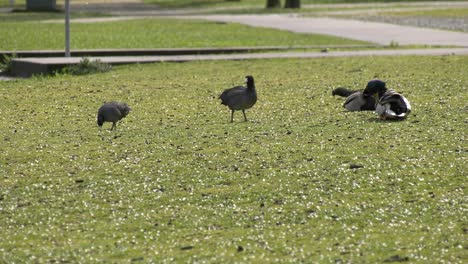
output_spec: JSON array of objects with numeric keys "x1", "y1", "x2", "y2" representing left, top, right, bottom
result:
[
  {"x1": 181, "y1": 14, "x2": 468, "y2": 47},
  {"x1": 83, "y1": 1, "x2": 468, "y2": 16},
  {"x1": 5, "y1": 1, "x2": 468, "y2": 79},
  {"x1": 43, "y1": 13, "x2": 468, "y2": 47},
  {"x1": 11, "y1": 48, "x2": 468, "y2": 78},
  {"x1": 22, "y1": 48, "x2": 468, "y2": 63},
  {"x1": 43, "y1": 7, "x2": 468, "y2": 47}
]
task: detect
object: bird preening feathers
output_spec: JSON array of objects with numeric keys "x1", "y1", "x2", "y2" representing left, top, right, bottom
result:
[
  {"x1": 342, "y1": 91, "x2": 376, "y2": 112},
  {"x1": 97, "y1": 101, "x2": 131, "y2": 130},
  {"x1": 333, "y1": 79, "x2": 411, "y2": 120},
  {"x1": 363, "y1": 79, "x2": 411, "y2": 120},
  {"x1": 332, "y1": 87, "x2": 376, "y2": 112},
  {"x1": 219, "y1": 75, "x2": 257, "y2": 123}
]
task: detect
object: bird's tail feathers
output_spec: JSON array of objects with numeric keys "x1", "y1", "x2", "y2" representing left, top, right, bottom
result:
[{"x1": 332, "y1": 87, "x2": 359, "y2": 98}]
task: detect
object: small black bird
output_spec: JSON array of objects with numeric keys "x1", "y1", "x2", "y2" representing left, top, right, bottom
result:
[
  {"x1": 363, "y1": 79, "x2": 411, "y2": 120},
  {"x1": 97, "y1": 101, "x2": 131, "y2": 130},
  {"x1": 219, "y1": 76, "x2": 257, "y2": 123},
  {"x1": 332, "y1": 87, "x2": 375, "y2": 111}
]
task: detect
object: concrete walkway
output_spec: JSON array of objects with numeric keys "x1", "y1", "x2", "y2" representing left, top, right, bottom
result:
[
  {"x1": 181, "y1": 14, "x2": 468, "y2": 47},
  {"x1": 43, "y1": 13, "x2": 468, "y2": 47},
  {"x1": 11, "y1": 48, "x2": 468, "y2": 78},
  {"x1": 34, "y1": 1, "x2": 468, "y2": 47},
  {"x1": 5, "y1": 1, "x2": 468, "y2": 78},
  {"x1": 79, "y1": 1, "x2": 468, "y2": 17}
]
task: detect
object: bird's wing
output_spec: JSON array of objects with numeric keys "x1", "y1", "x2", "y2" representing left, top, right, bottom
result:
[
  {"x1": 381, "y1": 90, "x2": 410, "y2": 110},
  {"x1": 343, "y1": 92, "x2": 365, "y2": 111},
  {"x1": 401, "y1": 95, "x2": 411, "y2": 112},
  {"x1": 379, "y1": 90, "x2": 399, "y2": 103},
  {"x1": 220, "y1": 86, "x2": 246, "y2": 101},
  {"x1": 333, "y1": 87, "x2": 359, "y2": 97},
  {"x1": 378, "y1": 90, "x2": 411, "y2": 118},
  {"x1": 376, "y1": 104, "x2": 388, "y2": 116}
]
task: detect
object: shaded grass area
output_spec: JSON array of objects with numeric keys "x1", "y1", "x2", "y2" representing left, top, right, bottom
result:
[
  {"x1": 0, "y1": 0, "x2": 24, "y2": 8},
  {"x1": 0, "y1": 55, "x2": 466, "y2": 262},
  {"x1": 0, "y1": 11, "x2": 110, "y2": 22},
  {"x1": 0, "y1": 18, "x2": 369, "y2": 50}
]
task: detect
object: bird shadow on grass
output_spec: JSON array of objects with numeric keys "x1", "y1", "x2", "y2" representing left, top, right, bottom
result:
[
  {"x1": 218, "y1": 120, "x2": 262, "y2": 126},
  {"x1": 366, "y1": 117, "x2": 407, "y2": 123},
  {"x1": 98, "y1": 129, "x2": 125, "y2": 143}
]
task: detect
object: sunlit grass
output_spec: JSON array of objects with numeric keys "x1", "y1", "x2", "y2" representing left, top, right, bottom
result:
[
  {"x1": 0, "y1": 55, "x2": 466, "y2": 262},
  {"x1": 0, "y1": 18, "x2": 369, "y2": 50}
]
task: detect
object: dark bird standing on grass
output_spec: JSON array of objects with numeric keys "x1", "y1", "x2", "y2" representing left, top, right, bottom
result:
[
  {"x1": 219, "y1": 75, "x2": 257, "y2": 123},
  {"x1": 363, "y1": 79, "x2": 411, "y2": 120},
  {"x1": 97, "y1": 101, "x2": 131, "y2": 130},
  {"x1": 332, "y1": 87, "x2": 375, "y2": 111}
]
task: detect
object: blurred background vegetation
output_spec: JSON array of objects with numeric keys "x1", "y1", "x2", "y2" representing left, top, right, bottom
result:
[{"x1": 1, "y1": 0, "x2": 467, "y2": 9}]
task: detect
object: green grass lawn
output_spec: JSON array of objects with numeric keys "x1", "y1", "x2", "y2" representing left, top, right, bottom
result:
[
  {"x1": 0, "y1": 55, "x2": 466, "y2": 263},
  {"x1": 0, "y1": 18, "x2": 369, "y2": 50}
]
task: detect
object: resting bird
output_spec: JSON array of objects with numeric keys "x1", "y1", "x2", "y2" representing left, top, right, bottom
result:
[
  {"x1": 363, "y1": 79, "x2": 411, "y2": 120},
  {"x1": 219, "y1": 75, "x2": 257, "y2": 123},
  {"x1": 97, "y1": 101, "x2": 131, "y2": 130},
  {"x1": 332, "y1": 87, "x2": 375, "y2": 111}
]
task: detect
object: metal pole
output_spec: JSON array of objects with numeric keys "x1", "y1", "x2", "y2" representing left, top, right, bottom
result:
[
  {"x1": 9, "y1": 0, "x2": 14, "y2": 9},
  {"x1": 65, "y1": 0, "x2": 71, "y2": 57}
]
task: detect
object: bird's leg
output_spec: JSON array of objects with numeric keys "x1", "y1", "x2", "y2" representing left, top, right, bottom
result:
[
  {"x1": 242, "y1": 110, "x2": 247, "y2": 122},
  {"x1": 230, "y1": 110, "x2": 234, "y2": 123},
  {"x1": 111, "y1": 122, "x2": 116, "y2": 130}
]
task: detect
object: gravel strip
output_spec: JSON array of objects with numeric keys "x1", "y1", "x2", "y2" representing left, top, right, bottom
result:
[{"x1": 343, "y1": 15, "x2": 468, "y2": 33}]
